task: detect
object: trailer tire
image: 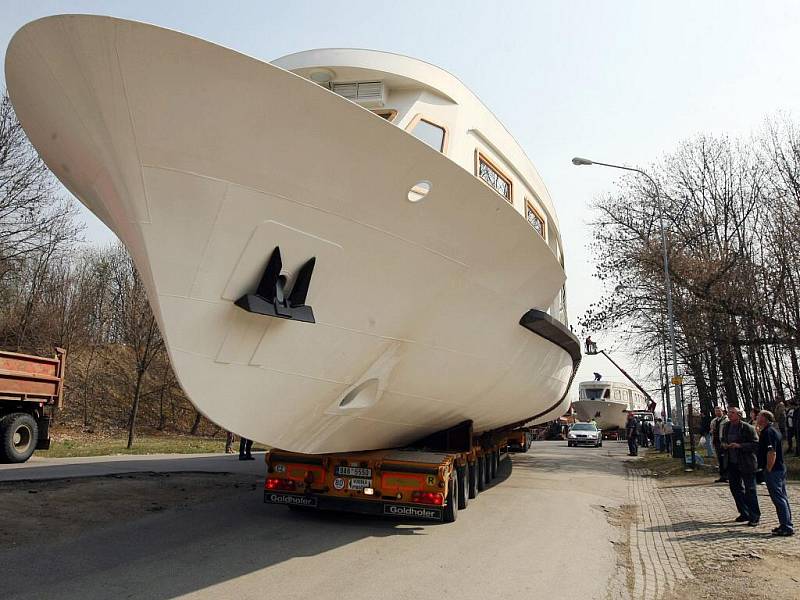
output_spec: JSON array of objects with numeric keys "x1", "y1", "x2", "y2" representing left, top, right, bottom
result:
[
  {"x1": 443, "y1": 475, "x2": 458, "y2": 523},
  {"x1": 468, "y1": 461, "x2": 478, "y2": 499},
  {"x1": 0, "y1": 412, "x2": 38, "y2": 464},
  {"x1": 457, "y1": 465, "x2": 469, "y2": 510},
  {"x1": 477, "y1": 455, "x2": 486, "y2": 492}
]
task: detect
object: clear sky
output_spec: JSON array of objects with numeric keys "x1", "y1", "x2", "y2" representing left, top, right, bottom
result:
[{"x1": 3, "y1": 1, "x2": 800, "y2": 406}]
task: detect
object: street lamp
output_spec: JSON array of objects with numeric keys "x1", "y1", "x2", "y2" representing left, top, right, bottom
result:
[{"x1": 572, "y1": 156, "x2": 688, "y2": 466}]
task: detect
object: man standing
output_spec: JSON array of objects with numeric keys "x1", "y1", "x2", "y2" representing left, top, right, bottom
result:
[
  {"x1": 787, "y1": 403, "x2": 795, "y2": 453},
  {"x1": 653, "y1": 418, "x2": 664, "y2": 452},
  {"x1": 756, "y1": 410, "x2": 794, "y2": 536},
  {"x1": 722, "y1": 407, "x2": 760, "y2": 526},
  {"x1": 626, "y1": 412, "x2": 639, "y2": 456},
  {"x1": 795, "y1": 401, "x2": 800, "y2": 458},
  {"x1": 239, "y1": 436, "x2": 254, "y2": 460},
  {"x1": 710, "y1": 406, "x2": 728, "y2": 483},
  {"x1": 663, "y1": 419, "x2": 674, "y2": 454},
  {"x1": 775, "y1": 400, "x2": 787, "y2": 448}
]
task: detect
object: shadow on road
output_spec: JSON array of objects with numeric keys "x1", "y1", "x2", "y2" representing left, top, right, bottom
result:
[{"x1": 0, "y1": 452, "x2": 512, "y2": 599}]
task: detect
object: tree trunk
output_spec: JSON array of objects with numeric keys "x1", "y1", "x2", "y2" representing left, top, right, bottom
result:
[
  {"x1": 719, "y1": 342, "x2": 739, "y2": 407},
  {"x1": 127, "y1": 368, "x2": 145, "y2": 449},
  {"x1": 190, "y1": 411, "x2": 202, "y2": 436}
]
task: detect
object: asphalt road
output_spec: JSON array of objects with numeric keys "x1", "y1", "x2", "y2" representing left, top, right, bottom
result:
[{"x1": 0, "y1": 441, "x2": 631, "y2": 600}]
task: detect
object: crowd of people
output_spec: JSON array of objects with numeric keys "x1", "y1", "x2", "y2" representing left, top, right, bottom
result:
[
  {"x1": 707, "y1": 405, "x2": 795, "y2": 537},
  {"x1": 624, "y1": 413, "x2": 675, "y2": 456},
  {"x1": 623, "y1": 402, "x2": 796, "y2": 537}
]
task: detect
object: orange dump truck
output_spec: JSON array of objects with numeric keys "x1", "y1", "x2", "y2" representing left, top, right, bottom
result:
[
  {"x1": 264, "y1": 421, "x2": 527, "y2": 523},
  {"x1": 0, "y1": 348, "x2": 66, "y2": 463}
]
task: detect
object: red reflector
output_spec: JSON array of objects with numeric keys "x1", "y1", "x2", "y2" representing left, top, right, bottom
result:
[
  {"x1": 411, "y1": 491, "x2": 444, "y2": 506},
  {"x1": 265, "y1": 478, "x2": 296, "y2": 491}
]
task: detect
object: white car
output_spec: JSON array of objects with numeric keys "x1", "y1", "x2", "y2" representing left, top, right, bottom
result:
[{"x1": 567, "y1": 423, "x2": 603, "y2": 447}]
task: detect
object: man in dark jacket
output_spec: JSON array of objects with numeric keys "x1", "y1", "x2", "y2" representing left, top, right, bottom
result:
[
  {"x1": 756, "y1": 410, "x2": 794, "y2": 536},
  {"x1": 795, "y1": 400, "x2": 800, "y2": 457},
  {"x1": 626, "y1": 412, "x2": 640, "y2": 456},
  {"x1": 722, "y1": 407, "x2": 760, "y2": 526}
]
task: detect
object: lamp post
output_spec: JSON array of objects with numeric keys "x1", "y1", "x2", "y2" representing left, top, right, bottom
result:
[{"x1": 572, "y1": 156, "x2": 688, "y2": 466}]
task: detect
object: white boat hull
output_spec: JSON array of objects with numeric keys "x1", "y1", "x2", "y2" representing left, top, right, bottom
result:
[
  {"x1": 6, "y1": 15, "x2": 576, "y2": 453},
  {"x1": 573, "y1": 400, "x2": 631, "y2": 431}
]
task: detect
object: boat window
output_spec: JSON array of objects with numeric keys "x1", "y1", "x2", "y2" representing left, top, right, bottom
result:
[
  {"x1": 525, "y1": 200, "x2": 546, "y2": 238},
  {"x1": 372, "y1": 109, "x2": 397, "y2": 122},
  {"x1": 604, "y1": 389, "x2": 611, "y2": 399},
  {"x1": 410, "y1": 118, "x2": 446, "y2": 152},
  {"x1": 583, "y1": 388, "x2": 604, "y2": 400},
  {"x1": 476, "y1": 152, "x2": 512, "y2": 202}
]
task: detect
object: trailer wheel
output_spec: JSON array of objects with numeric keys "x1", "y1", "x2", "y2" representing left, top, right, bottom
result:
[
  {"x1": 0, "y1": 412, "x2": 38, "y2": 463},
  {"x1": 468, "y1": 461, "x2": 478, "y2": 499},
  {"x1": 476, "y1": 455, "x2": 486, "y2": 492},
  {"x1": 481, "y1": 455, "x2": 490, "y2": 486},
  {"x1": 457, "y1": 465, "x2": 469, "y2": 510},
  {"x1": 443, "y1": 475, "x2": 458, "y2": 523}
]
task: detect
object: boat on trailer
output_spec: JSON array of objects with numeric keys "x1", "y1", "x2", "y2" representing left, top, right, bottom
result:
[
  {"x1": 5, "y1": 15, "x2": 580, "y2": 453},
  {"x1": 573, "y1": 380, "x2": 649, "y2": 431}
]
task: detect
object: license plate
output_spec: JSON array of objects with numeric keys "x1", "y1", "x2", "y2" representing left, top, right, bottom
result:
[
  {"x1": 334, "y1": 466, "x2": 372, "y2": 478},
  {"x1": 348, "y1": 477, "x2": 372, "y2": 490}
]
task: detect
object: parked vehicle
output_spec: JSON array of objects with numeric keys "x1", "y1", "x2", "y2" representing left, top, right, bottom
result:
[
  {"x1": 567, "y1": 423, "x2": 602, "y2": 447},
  {"x1": 0, "y1": 348, "x2": 66, "y2": 463},
  {"x1": 505, "y1": 429, "x2": 532, "y2": 453}
]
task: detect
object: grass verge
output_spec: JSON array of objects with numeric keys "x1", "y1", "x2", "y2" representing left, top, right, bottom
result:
[
  {"x1": 38, "y1": 433, "x2": 268, "y2": 458},
  {"x1": 636, "y1": 447, "x2": 800, "y2": 481}
]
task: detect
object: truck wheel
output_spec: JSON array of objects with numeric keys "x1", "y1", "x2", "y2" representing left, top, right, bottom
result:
[
  {"x1": 468, "y1": 461, "x2": 478, "y2": 499},
  {"x1": 443, "y1": 475, "x2": 458, "y2": 523},
  {"x1": 0, "y1": 413, "x2": 38, "y2": 463},
  {"x1": 457, "y1": 465, "x2": 469, "y2": 510},
  {"x1": 477, "y1": 455, "x2": 487, "y2": 492}
]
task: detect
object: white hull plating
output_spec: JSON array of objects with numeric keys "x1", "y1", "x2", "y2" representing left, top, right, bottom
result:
[
  {"x1": 6, "y1": 16, "x2": 574, "y2": 453},
  {"x1": 572, "y1": 400, "x2": 631, "y2": 431}
]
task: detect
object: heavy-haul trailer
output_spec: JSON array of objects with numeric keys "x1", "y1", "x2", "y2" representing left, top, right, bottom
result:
[
  {"x1": 0, "y1": 348, "x2": 66, "y2": 463},
  {"x1": 263, "y1": 420, "x2": 518, "y2": 523}
]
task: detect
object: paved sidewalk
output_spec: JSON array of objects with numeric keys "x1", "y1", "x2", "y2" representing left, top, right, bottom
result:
[
  {"x1": 623, "y1": 460, "x2": 800, "y2": 599},
  {"x1": 658, "y1": 476, "x2": 800, "y2": 570},
  {"x1": 626, "y1": 468, "x2": 694, "y2": 599}
]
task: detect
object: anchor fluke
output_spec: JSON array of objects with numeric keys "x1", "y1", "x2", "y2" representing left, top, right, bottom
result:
[{"x1": 235, "y1": 246, "x2": 316, "y2": 323}]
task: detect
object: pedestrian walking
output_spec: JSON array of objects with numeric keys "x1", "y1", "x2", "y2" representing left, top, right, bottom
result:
[
  {"x1": 787, "y1": 403, "x2": 795, "y2": 453},
  {"x1": 721, "y1": 407, "x2": 760, "y2": 526},
  {"x1": 710, "y1": 406, "x2": 728, "y2": 483},
  {"x1": 653, "y1": 418, "x2": 665, "y2": 452},
  {"x1": 626, "y1": 412, "x2": 640, "y2": 456},
  {"x1": 239, "y1": 436, "x2": 254, "y2": 460},
  {"x1": 756, "y1": 410, "x2": 794, "y2": 537}
]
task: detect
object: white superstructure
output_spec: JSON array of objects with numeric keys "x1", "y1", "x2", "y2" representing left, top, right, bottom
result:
[
  {"x1": 5, "y1": 15, "x2": 579, "y2": 453},
  {"x1": 573, "y1": 381, "x2": 648, "y2": 430}
]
